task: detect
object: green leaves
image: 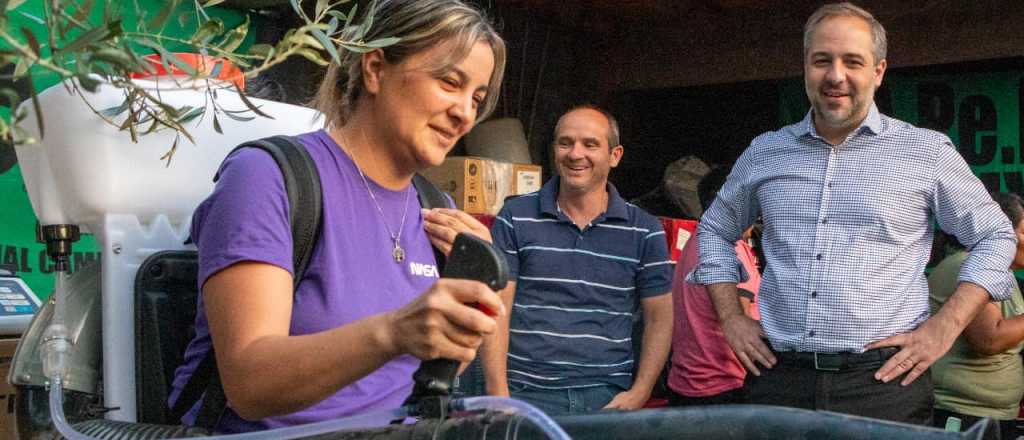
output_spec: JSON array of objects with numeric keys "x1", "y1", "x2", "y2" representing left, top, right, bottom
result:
[
  {"x1": 5, "y1": 0, "x2": 26, "y2": 11},
  {"x1": 235, "y1": 84, "x2": 272, "y2": 119},
  {"x1": 308, "y1": 27, "x2": 338, "y2": 64},
  {"x1": 314, "y1": 0, "x2": 328, "y2": 20},
  {"x1": 20, "y1": 27, "x2": 38, "y2": 56},
  {"x1": 0, "y1": 0, "x2": 399, "y2": 158},
  {"x1": 57, "y1": 19, "x2": 123, "y2": 55},
  {"x1": 135, "y1": 39, "x2": 198, "y2": 76},
  {"x1": 147, "y1": 0, "x2": 179, "y2": 31},
  {"x1": 98, "y1": 101, "x2": 129, "y2": 118},
  {"x1": 191, "y1": 17, "x2": 224, "y2": 45},
  {"x1": 218, "y1": 15, "x2": 248, "y2": 53}
]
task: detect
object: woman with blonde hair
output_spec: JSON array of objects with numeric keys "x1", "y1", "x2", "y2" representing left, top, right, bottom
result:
[{"x1": 170, "y1": 0, "x2": 507, "y2": 432}]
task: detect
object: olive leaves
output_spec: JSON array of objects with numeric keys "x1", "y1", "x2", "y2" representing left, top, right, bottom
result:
[{"x1": 0, "y1": 0, "x2": 395, "y2": 165}]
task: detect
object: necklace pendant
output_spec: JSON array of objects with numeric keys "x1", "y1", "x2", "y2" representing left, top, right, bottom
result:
[{"x1": 392, "y1": 243, "x2": 405, "y2": 263}]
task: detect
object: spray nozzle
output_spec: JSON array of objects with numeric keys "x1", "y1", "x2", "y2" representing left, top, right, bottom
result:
[{"x1": 37, "y1": 224, "x2": 81, "y2": 273}]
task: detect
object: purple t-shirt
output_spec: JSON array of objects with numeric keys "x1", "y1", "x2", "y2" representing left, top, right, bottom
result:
[{"x1": 170, "y1": 130, "x2": 443, "y2": 433}]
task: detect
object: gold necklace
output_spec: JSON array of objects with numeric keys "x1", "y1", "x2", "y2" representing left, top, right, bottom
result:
[{"x1": 340, "y1": 130, "x2": 411, "y2": 263}]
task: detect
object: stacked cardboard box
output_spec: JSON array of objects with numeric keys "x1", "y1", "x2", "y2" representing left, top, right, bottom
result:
[{"x1": 421, "y1": 156, "x2": 542, "y2": 215}]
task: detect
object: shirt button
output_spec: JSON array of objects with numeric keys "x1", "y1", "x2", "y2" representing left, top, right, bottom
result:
[
  {"x1": 827, "y1": 182, "x2": 834, "y2": 188},
  {"x1": 816, "y1": 254, "x2": 823, "y2": 260},
  {"x1": 809, "y1": 331, "x2": 815, "y2": 337},
  {"x1": 821, "y1": 218, "x2": 828, "y2": 224},
  {"x1": 811, "y1": 291, "x2": 817, "y2": 298}
]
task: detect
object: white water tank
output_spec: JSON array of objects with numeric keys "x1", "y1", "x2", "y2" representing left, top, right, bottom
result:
[{"x1": 16, "y1": 76, "x2": 322, "y2": 233}]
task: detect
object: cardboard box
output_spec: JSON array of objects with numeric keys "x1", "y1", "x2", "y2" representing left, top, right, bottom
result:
[
  {"x1": 0, "y1": 338, "x2": 19, "y2": 440},
  {"x1": 421, "y1": 156, "x2": 542, "y2": 215}
]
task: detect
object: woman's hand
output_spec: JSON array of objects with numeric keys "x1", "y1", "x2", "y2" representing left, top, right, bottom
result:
[
  {"x1": 382, "y1": 278, "x2": 505, "y2": 362},
  {"x1": 422, "y1": 208, "x2": 493, "y2": 256}
]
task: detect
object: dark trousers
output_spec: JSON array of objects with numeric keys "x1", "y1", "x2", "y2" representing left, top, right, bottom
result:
[
  {"x1": 668, "y1": 386, "x2": 748, "y2": 406},
  {"x1": 933, "y1": 407, "x2": 1016, "y2": 440},
  {"x1": 746, "y1": 360, "x2": 934, "y2": 425}
]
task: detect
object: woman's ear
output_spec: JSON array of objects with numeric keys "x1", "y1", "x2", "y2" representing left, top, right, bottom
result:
[{"x1": 361, "y1": 49, "x2": 386, "y2": 95}]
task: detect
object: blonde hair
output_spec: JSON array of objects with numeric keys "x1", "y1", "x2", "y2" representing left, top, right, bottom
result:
[{"x1": 312, "y1": 0, "x2": 506, "y2": 129}]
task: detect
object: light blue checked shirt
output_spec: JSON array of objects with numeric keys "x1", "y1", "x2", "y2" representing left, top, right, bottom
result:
[{"x1": 692, "y1": 105, "x2": 1016, "y2": 353}]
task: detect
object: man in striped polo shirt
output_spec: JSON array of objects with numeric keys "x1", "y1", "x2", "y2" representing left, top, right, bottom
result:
[{"x1": 490, "y1": 105, "x2": 673, "y2": 415}]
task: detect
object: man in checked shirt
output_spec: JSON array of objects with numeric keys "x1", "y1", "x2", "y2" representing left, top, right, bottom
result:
[{"x1": 691, "y1": 2, "x2": 1017, "y2": 425}]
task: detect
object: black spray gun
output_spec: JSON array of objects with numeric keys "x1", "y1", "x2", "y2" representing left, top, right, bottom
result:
[{"x1": 403, "y1": 233, "x2": 509, "y2": 419}]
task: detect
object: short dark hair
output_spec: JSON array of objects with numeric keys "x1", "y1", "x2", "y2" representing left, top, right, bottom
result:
[
  {"x1": 991, "y1": 192, "x2": 1024, "y2": 229},
  {"x1": 804, "y1": 2, "x2": 887, "y2": 65},
  {"x1": 698, "y1": 166, "x2": 731, "y2": 211},
  {"x1": 553, "y1": 104, "x2": 620, "y2": 149}
]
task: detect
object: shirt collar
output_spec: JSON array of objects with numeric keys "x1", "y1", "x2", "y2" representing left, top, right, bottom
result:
[
  {"x1": 539, "y1": 176, "x2": 630, "y2": 221},
  {"x1": 795, "y1": 103, "x2": 883, "y2": 140}
]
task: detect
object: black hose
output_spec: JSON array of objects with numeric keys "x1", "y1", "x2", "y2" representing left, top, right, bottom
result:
[{"x1": 69, "y1": 419, "x2": 211, "y2": 439}]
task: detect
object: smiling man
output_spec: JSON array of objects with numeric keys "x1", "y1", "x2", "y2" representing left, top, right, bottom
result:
[
  {"x1": 489, "y1": 105, "x2": 673, "y2": 415},
  {"x1": 691, "y1": 2, "x2": 1016, "y2": 425}
]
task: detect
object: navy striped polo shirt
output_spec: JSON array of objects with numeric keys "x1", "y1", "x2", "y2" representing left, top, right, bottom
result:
[{"x1": 491, "y1": 176, "x2": 673, "y2": 389}]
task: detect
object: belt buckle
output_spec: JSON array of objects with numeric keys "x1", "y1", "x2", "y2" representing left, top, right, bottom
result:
[{"x1": 813, "y1": 353, "x2": 841, "y2": 372}]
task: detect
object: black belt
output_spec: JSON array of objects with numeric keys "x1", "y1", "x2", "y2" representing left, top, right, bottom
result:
[{"x1": 775, "y1": 347, "x2": 899, "y2": 372}]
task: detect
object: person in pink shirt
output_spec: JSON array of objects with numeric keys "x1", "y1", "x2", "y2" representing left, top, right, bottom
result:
[{"x1": 668, "y1": 166, "x2": 761, "y2": 406}]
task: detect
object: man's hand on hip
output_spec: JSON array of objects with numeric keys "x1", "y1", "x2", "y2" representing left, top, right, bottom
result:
[
  {"x1": 708, "y1": 283, "x2": 776, "y2": 375},
  {"x1": 721, "y1": 314, "x2": 776, "y2": 376},
  {"x1": 866, "y1": 281, "x2": 990, "y2": 386},
  {"x1": 865, "y1": 317, "x2": 954, "y2": 386}
]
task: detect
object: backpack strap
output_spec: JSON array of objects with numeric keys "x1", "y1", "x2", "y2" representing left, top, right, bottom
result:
[
  {"x1": 171, "y1": 135, "x2": 323, "y2": 429},
  {"x1": 412, "y1": 174, "x2": 449, "y2": 210},
  {"x1": 412, "y1": 174, "x2": 449, "y2": 271},
  {"x1": 216, "y1": 135, "x2": 324, "y2": 284}
]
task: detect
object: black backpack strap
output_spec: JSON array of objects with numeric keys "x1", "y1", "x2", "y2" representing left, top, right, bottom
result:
[
  {"x1": 169, "y1": 347, "x2": 216, "y2": 422},
  {"x1": 171, "y1": 135, "x2": 323, "y2": 429},
  {"x1": 413, "y1": 173, "x2": 450, "y2": 210},
  {"x1": 413, "y1": 174, "x2": 450, "y2": 271},
  {"x1": 216, "y1": 135, "x2": 324, "y2": 285}
]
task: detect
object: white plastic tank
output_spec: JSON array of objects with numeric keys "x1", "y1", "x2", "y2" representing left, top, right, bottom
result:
[
  {"x1": 16, "y1": 76, "x2": 322, "y2": 232},
  {"x1": 15, "y1": 68, "x2": 323, "y2": 422}
]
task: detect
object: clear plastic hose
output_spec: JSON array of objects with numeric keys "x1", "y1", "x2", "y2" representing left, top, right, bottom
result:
[
  {"x1": 49, "y1": 377, "x2": 90, "y2": 440},
  {"x1": 43, "y1": 268, "x2": 411, "y2": 439},
  {"x1": 44, "y1": 270, "x2": 88, "y2": 440},
  {"x1": 451, "y1": 396, "x2": 572, "y2": 440}
]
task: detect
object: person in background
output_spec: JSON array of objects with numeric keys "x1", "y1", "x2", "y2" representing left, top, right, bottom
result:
[
  {"x1": 692, "y1": 2, "x2": 1016, "y2": 424},
  {"x1": 490, "y1": 105, "x2": 674, "y2": 415},
  {"x1": 169, "y1": 0, "x2": 507, "y2": 432},
  {"x1": 667, "y1": 166, "x2": 760, "y2": 406},
  {"x1": 929, "y1": 192, "x2": 1024, "y2": 438}
]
